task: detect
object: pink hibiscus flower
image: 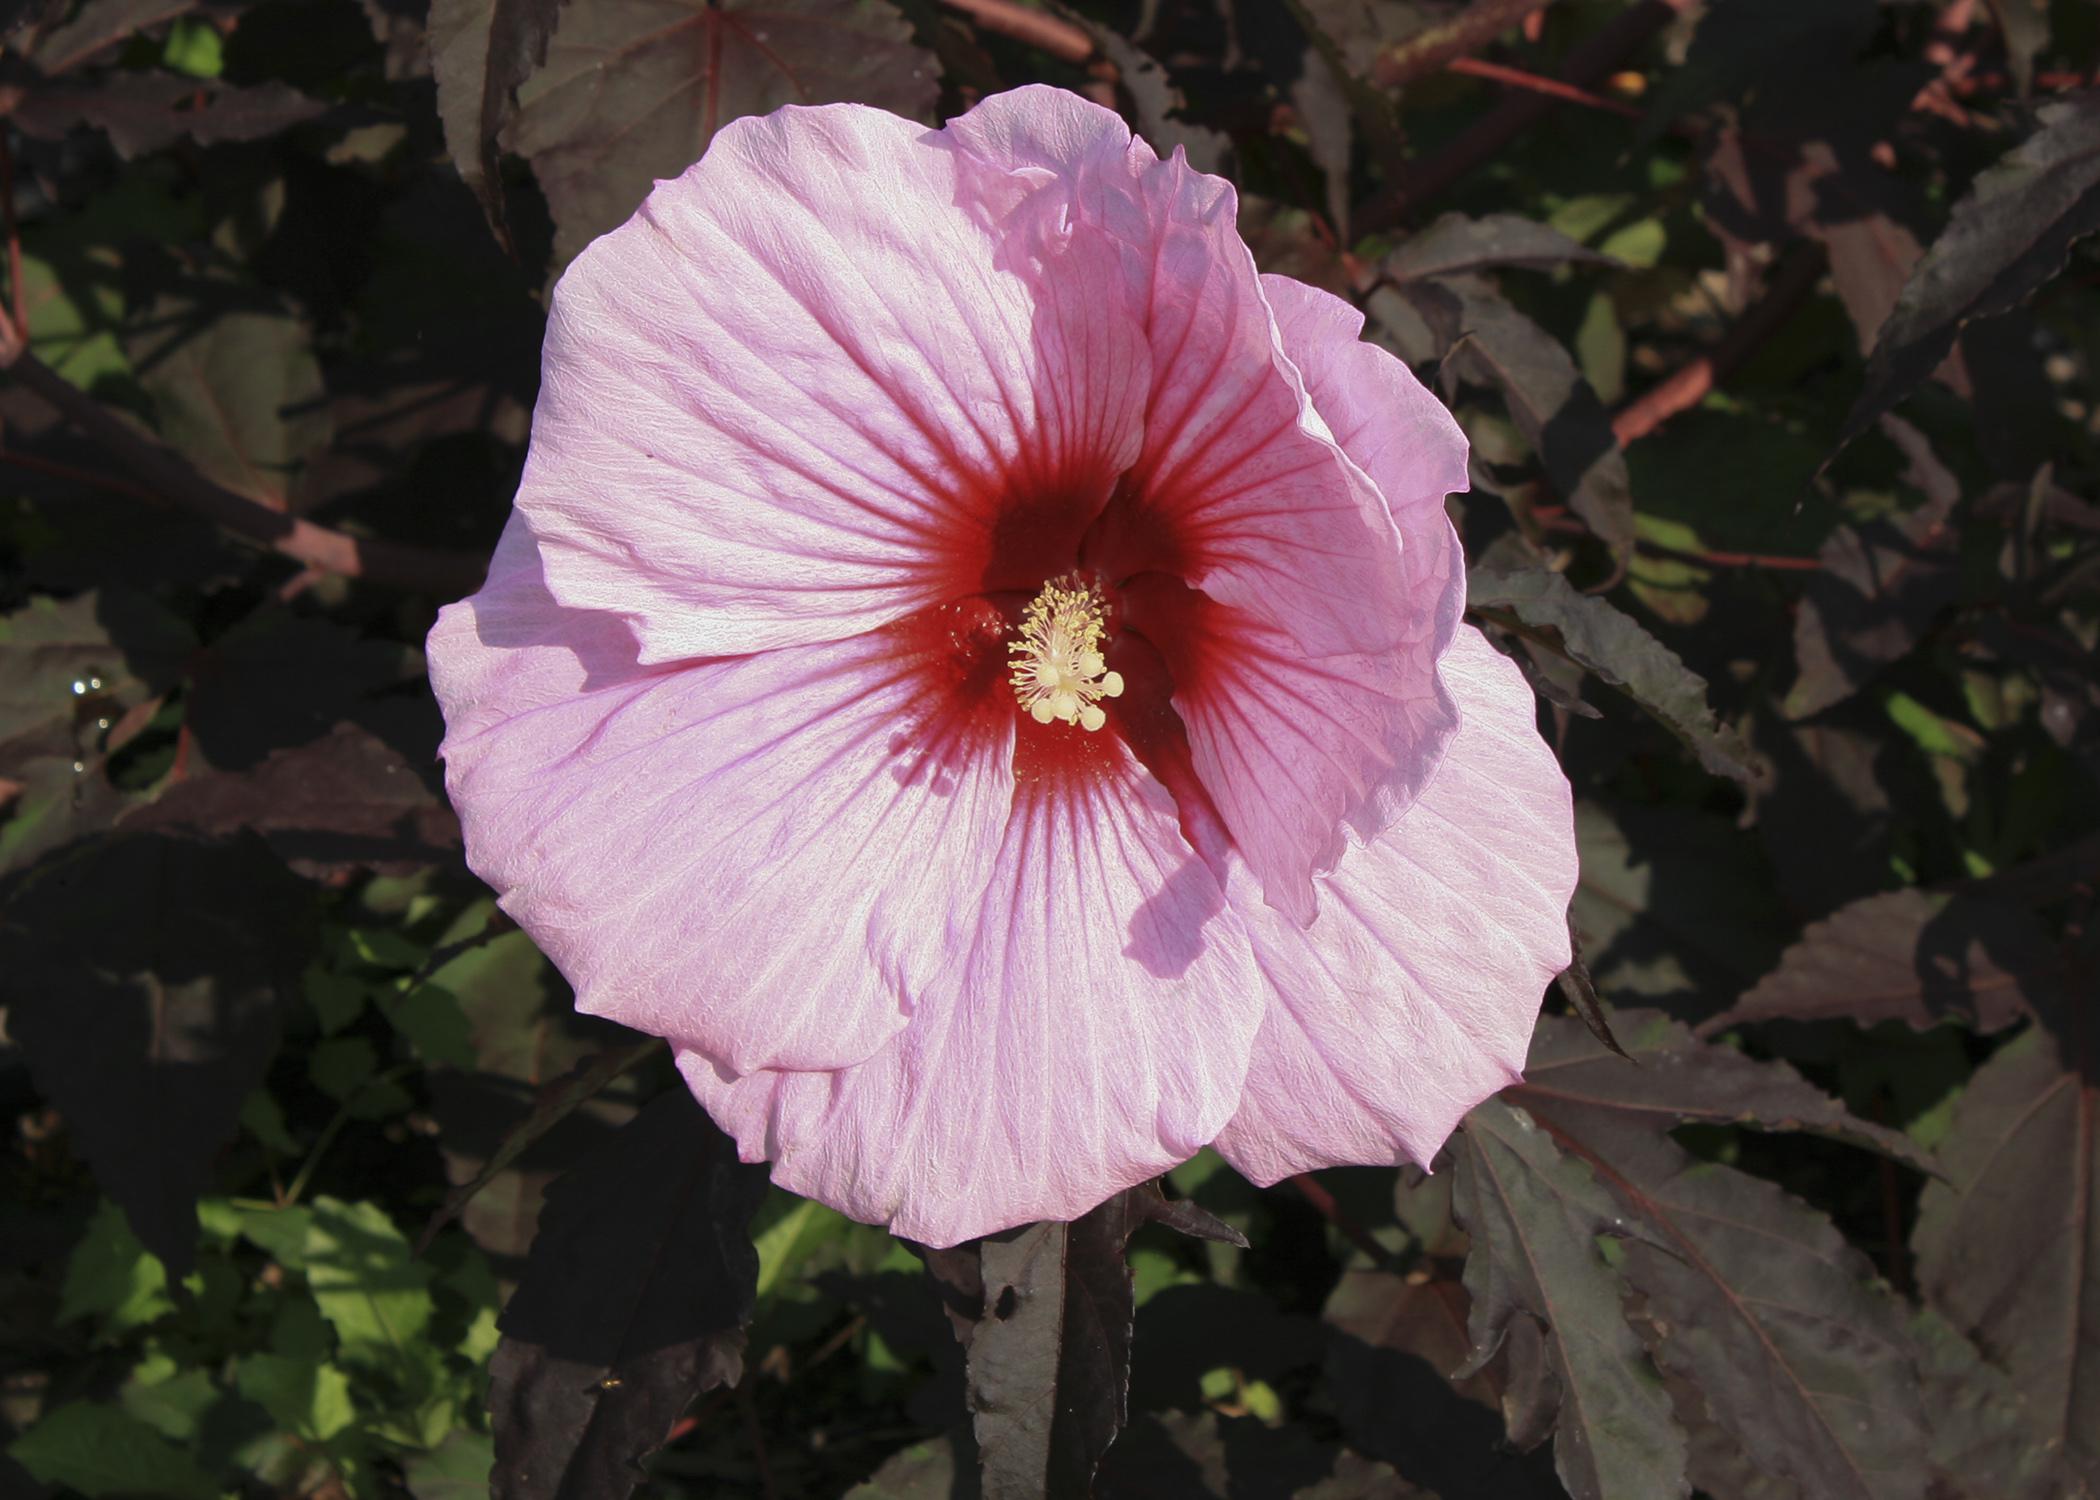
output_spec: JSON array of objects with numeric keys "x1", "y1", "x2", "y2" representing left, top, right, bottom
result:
[{"x1": 427, "y1": 85, "x2": 1577, "y2": 1247}]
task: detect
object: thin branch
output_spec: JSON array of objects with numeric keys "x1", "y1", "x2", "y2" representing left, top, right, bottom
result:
[
  {"x1": 1, "y1": 129, "x2": 23, "y2": 337},
  {"x1": 1370, "y1": 0, "x2": 1557, "y2": 90},
  {"x1": 0, "y1": 446, "x2": 165, "y2": 507},
  {"x1": 1610, "y1": 242, "x2": 1826, "y2": 446},
  {"x1": 736, "y1": 1380, "x2": 778, "y2": 1500},
  {"x1": 1647, "y1": 540, "x2": 1822, "y2": 572},
  {"x1": 1359, "y1": 0, "x2": 1695, "y2": 233},
  {"x1": 937, "y1": 0, "x2": 1092, "y2": 62},
  {"x1": 0, "y1": 334, "x2": 486, "y2": 598},
  {"x1": 1444, "y1": 55, "x2": 1641, "y2": 117},
  {"x1": 1290, "y1": 1173, "x2": 1402, "y2": 1270}
]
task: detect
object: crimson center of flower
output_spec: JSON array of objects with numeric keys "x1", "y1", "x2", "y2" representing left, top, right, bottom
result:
[{"x1": 1007, "y1": 576, "x2": 1126, "y2": 732}]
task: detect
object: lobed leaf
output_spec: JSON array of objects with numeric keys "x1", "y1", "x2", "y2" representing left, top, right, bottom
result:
[
  {"x1": 1913, "y1": 1017, "x2": 2100, "y2": 1491},
  {"x1": 1450, "y1": 1097, "x2": 1689, "y2": 1500},
  {"x1": 1401, "y1": 278, "x2": 1636, "y2": 564},
  {"x1": 0, "y1": 832, "x2": 311, "y2": 1277},
  {"x1": 423, "y1": 926, "x2": 639, "y2": 1264},
  {"x1": 429, "y1": 0, "x2": 569, "y2": 244},
  {"x1": 1515, "y1": 1011, "x2": 1932, "y2": 1169},
  {"x1": 1468, "y1": 560, "x2": 1762, "y2": 784},
  {"x1": 6, "y1": 1400, "x2": 219, "y2": 1500},
  {"x1": 131, "y1": 301, "x2": 332, "y2": 514},
  {"x1": 1385, "y1": 212, "x2": 1618, "y2": 281},
  {"x1": 1096, "y1": 1410, "x2": 1424, "y2": 1498},
  {"x1": 957, "y1": 1182, "x2": 1241, "y2": 1499},
  {"x1": 8, "y1": 74, "x2": 327, "y2": 158},
  {"x1": 1515, "y1": 1018, "x2": 1932, "y2": 1500},
  {"x1": 416, "y1": 1035, "x2": 661, "y2": 1254},
  {"x1": 1784, "y1": 422, "x2": 1960, "y2": 719},
  {"x1": 1705, "y1": 888, "x2": 2058, "y2": 1036},
  {"x1": 508, "y1": 0, "x2": 940, "y2": 265},
  {"x1": 1836, "y1": 92, "x2": 2100, "y2": 459},
  {"x1": 489, "y1": 1089, "x2": 768, "y2": 1500},
  {"x1": 127, "y1": 720, "x2": 460, "y2": 876}
]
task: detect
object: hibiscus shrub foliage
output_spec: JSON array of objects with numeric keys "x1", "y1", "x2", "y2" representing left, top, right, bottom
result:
[{"x1": 2, "y1": 0, "x2": 2097, "y2": 1497}]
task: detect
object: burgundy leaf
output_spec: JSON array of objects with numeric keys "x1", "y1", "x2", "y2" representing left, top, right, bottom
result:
[
  {"x1": 490, "y1": 1090, "x2": 768, "y2": 1500},
  {"x1": 506, "y1": 0, "x2": 940, "y2": 266}
]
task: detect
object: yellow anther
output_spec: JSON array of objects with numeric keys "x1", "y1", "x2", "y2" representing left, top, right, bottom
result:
[{"x1": 1009, "y1": 578, "x2": 1124, "y2": 732}]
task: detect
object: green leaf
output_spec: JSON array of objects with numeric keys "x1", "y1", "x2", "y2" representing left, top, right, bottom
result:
[
  {"x1": 58, "y1": 1199, "x2": 175, "y2": 1334},
  {"x1": 304, "y1": 1196, "x2": 436, "y2": 1372},
  {"x1": 1573, "y1": 802, "x2": 1791, "y2": 1007},
  {"x1": 425, "y1": 928, "x2": 640, "y2": 1260},
  {"x1": 403, "y1": 1429, "x2": 496, "y2": 1499},
  {"x1": 508, "y1": 0, "x2": 941, "y2": 265},
  {"x1": 8, "y1": 1402, "x2": 219, "y2": 1500},
  {"x1": 1451, "y1": 1099, "x2": 1690, "y2": 1500},
  {"x1": 118, "y1": 1355, "x2": 220, "y2": 1444},
  {"x1": 752, "y1": 1193, "x2": 850, "y2": 1303},
  {"x1": 379, "y1": 982, "x2": 478, "y2": 1069},
  {"x1": 237, "y1": 1353, "x2": 356, "y2": 1441},
  {"x1": 161, "y1": 15, "x2": 223, "y2": 75},
  {"x1": 234, "y1": 1202, "x2": 315, "y2": 1270},
  {"x1": 1468, "y1": 561, "x2": 1762, "y2": 784},
  {"x1": 18, "y1": 254, "x2": 131, "y2": 389},
  {"x1": 0, "y1": 591, "x2": 191, "y2": 765}
]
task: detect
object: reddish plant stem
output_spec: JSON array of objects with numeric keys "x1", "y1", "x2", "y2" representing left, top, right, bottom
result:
[
  {"x1": 1653, "y1": 543, "x2": 1822, "y2": 572},
  {"x1": 0, "y1": 446, "x2": 166, "y2": 507},
  {"x1": 1, "y1": 129, "x2": 23, "y2": 337},
  {"x1": 1444, "y1": 54, "x2": 1642, "y2": 117},
  {"x1": 1610, "y1": 241, "x2": 1827, "y2": 447},
  {"x1": 937, "y1": 0, "x2": 1092, "y2": 62},
  {"x1": 1290, "y1": 1173, "x2": 1399, "y2": 1268},
  {"x1": 737, "y1": 1380, "x2": 778, "y2": 1500},
  {"x1": 1532, "y1": 505, "x2": 1821, "y2": 570},
  {"x1": 0, "y1": 336, "x2": 486, "y2": 597},
  {"x1": 1369, "y1": 0, "x2": 1558, "y2": 90},
  {"x1": 1359, "y1": 0, "x2": 1695, "y2": 233}
]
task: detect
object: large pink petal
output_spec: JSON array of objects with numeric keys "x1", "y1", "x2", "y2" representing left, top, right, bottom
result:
[
  {"x1": 676, "y1": 749, "x2": 1267, "y2": 1246},
  {"x1": 1263, "y1": 273, "x2": 1469, "y2": 846},
  {"x1": 1211, "y1": 626, "x2": 1577, "y2": 1184},
  {"x1": 1118, "y1": 271, "x2": 1470, "y2": 923},
  {"x1": 427, "y1": 512, "x2": 646, "y2": 744},
  {"x1": 430, "y1": 518, "x2": 1016, "y2": 1074},
  {"x1": 1118, "y1": 577, "x2": 1444, "y2": 928},
  {"x1": 951, "y1": 95, "x2": 1409, "y2": 651},
  {"x1": 521, "y1": 101, "x2": 1150, "y2": 661},
  {"x1": 1090, "y1": 154, "x2": 1411, "y2": 660}
]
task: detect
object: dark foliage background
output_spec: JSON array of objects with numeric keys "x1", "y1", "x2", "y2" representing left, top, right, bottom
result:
[{"x1": 0, "y1": 0, "x2": 2095, "y2": 1496}]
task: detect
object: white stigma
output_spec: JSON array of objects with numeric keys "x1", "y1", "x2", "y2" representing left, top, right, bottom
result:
[{"x1": 1009, "y1": 578, "x2": 1125, "y2": 733}]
